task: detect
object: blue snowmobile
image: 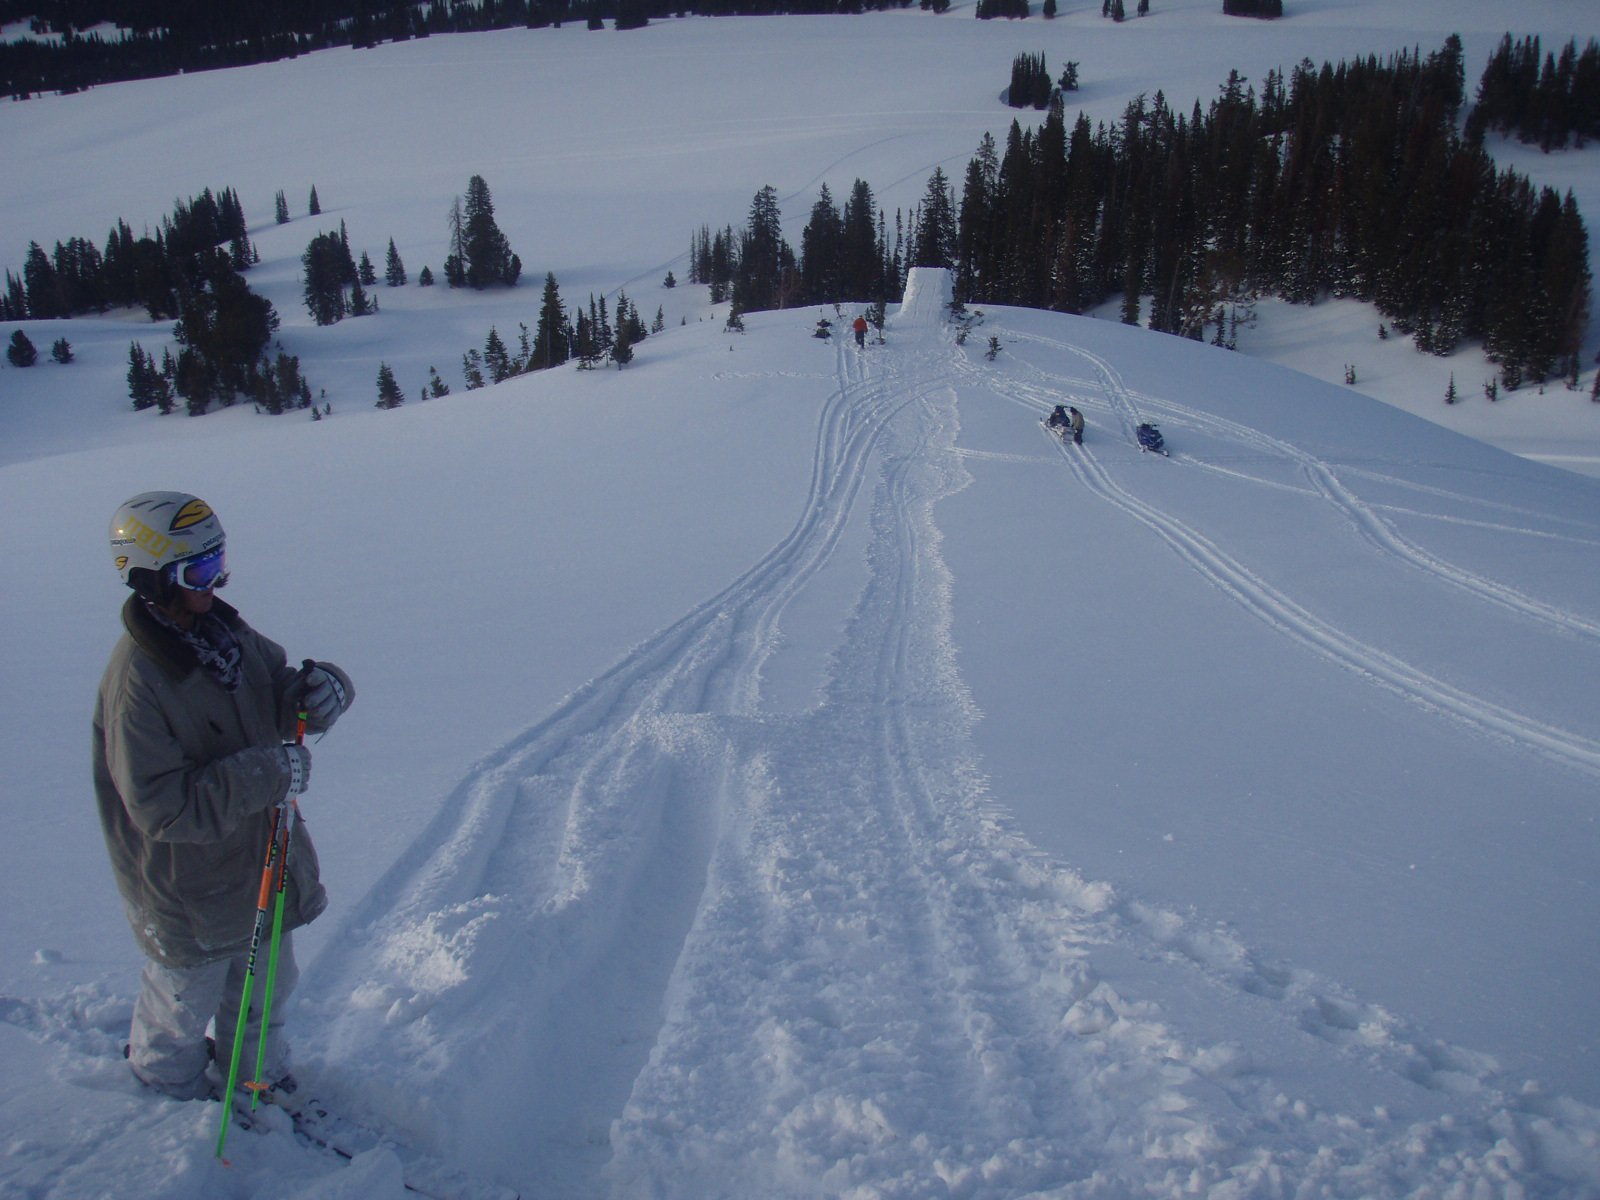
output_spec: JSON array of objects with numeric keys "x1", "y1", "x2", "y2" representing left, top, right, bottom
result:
[{"x1": 1135, "y1": 422, "x2": 1168, "y2": 456}]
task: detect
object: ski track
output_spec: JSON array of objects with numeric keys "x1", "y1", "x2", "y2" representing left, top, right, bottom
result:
[
  {"x1": 291, "y1": 309, "x2": 1600, "y2": 1198},
  {"x1": 968, "y1": 327, "x2": 1600, "y2": 781}
]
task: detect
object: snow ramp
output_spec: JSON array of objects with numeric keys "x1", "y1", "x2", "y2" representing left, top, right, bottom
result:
[{"x1": 890, "y1": 265, "x2": 952, "y2": 329}]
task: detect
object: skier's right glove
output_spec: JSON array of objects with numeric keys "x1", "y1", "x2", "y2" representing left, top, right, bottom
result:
[{"x1": 280, "y1": 744, "x2": 312, "y2": 797}]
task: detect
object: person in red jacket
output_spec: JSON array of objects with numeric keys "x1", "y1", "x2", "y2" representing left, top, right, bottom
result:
[{"x1": 852, "y1": 314, "x2": 869, "y2": 348}]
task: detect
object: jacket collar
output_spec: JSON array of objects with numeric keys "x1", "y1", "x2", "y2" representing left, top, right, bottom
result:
[{"x1": 122, "y1": 594, "x2": 243, "y2": 680}]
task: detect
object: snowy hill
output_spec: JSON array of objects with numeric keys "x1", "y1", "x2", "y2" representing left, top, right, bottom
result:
[{"x1": 4, "y1": 4, "x2": 1600, "y2": 1197}]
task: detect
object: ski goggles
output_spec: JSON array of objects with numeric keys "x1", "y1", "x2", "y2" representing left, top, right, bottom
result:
[{"x1": 169, "y1": 544, "x2": 229, "y2": 591}]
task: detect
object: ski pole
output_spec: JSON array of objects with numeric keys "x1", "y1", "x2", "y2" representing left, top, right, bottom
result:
[
  {"x1": 246, "y1": 802, "x2": 297, "y2": 1109},
  {"x1": 214, "y1": 803, "x2": 286, "y2": 1161},
  {"x1": 246, "y1": 662, "x2": 315, "y2": 1110},
  {"x1": 214, "y1": 661, "x2": 314, "y2": 1160}
]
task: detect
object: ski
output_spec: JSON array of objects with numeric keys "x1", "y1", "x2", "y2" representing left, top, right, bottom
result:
[{"x1": 235, "y1": 1094, "x2": 521, "y2": 1200}]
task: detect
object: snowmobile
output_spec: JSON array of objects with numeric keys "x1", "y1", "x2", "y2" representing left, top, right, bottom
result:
[
  {"x1": 1135, "y1": 422, "x2": 1168, "y2": 456},
  {"x1": 1043, "y1": 406, "x2": 1084, "y2": 445}
]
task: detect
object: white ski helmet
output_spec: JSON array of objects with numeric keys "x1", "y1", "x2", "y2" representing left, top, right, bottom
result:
[{"x1": 109, "y1": 491, "x2": 227, "y2": 594}]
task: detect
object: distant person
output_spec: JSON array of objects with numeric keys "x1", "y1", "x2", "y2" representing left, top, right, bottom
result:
[
  {"x1": 95, "y1": 491, "x2": 355, "y2": 1103},
  {"x1": 853, "y1": 314, "x2": 869, "y2": 348},
  {"x1": 1068, "y1": 406, "x2": 1084, "y2": 445},
  {"x1": 1047, "y1": 405, "x2": 1071, "y2": 434}
]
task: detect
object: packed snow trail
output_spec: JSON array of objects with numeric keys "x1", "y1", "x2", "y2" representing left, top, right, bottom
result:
[
  {"x1": 955, "y1": 327, "x2": 1600, "y2": 780},
  {"x1": 299, "y1": 275, "x2": 1600, "y2": 1198}
]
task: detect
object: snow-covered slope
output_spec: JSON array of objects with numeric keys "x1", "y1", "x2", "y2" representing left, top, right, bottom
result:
[
  {"x1": 5, "y1": 277, "x2": 1599, "y2": 1198},
  {"x1": 3, "y1": 4, "x2": 1600, "y2": 1197}
]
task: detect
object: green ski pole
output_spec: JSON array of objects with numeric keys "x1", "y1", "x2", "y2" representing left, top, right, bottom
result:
[
  {"x1": 246, "y1": 668, "x2": 313, "y2": 1112},
  {"x1": 215, "y1": 661, "x2": 314, "y2": 1160},
  {"x1": 246, "y1": 796, "x2": 298, "y2": 1110},
  {"x1": 214, "y1": 804, "x2": 286, "y2": 1161}
]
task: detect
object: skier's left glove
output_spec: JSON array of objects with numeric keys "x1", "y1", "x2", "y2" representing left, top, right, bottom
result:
[{"x1": 299, "y1": 662, "x2": 355, "y2": 730}]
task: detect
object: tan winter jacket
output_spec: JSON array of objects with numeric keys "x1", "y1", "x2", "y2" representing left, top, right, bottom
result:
[{"x1": 92, "y1": 596, "x2": 346, "y2": 968}]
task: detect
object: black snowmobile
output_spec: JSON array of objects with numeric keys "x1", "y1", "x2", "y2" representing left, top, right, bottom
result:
[{"x1": 1135, "y1": 422, "x2": 1168, "y2": 456}]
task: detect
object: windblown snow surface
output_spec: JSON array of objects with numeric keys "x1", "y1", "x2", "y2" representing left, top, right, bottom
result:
[{"x1": 3, "y1": 4, "x2": 1600, "y2": 1198}]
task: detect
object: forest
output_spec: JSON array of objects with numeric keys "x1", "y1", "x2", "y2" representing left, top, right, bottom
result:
[
  {"x1": 3, "y1": 32, "x2": 1594, "y2": 412},
  {"x1": 698, "y1": 38, "x2": 1593, "y2": 391},
  {"x1": 0, "y1": 0, "x2": 923, "y2": 97}
]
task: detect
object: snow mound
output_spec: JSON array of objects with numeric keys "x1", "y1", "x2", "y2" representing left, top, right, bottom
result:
[{"x1": 892, "y1": 267, "x2": 953, "y2": 329}]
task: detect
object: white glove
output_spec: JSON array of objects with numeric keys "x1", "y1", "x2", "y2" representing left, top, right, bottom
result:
[
  {"x1": 280, "y1": 744, "x2": 312, "y2": 796},
  {"x1": 301, "y1": 666, "x2": 350, "y2": 729}
]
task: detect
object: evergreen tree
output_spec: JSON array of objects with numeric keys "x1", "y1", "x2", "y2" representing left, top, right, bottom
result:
[
  {"x1": 573, "y1": 309, "x2": 602, "y2": 369},
  {"x1": 444, "y1": 197, "x2": 467, "y2": 287},
  {"x1": 419, "y1": 264, "x2": 435, "y2": 286},
  {"x1": 275, "y1": 190, "x2": 290, "y2": 225},
  {"x1": 462, "y1": 348, "x2": 486, "y2": 389},
  {"x1": 127, "y1": 342, "x2": 158, "y2": 408},
  {"x1": 841, "y1": 179, "x2": 882, "y2": 301},
  {"x1": 484, "y1": 326, "x2": 512, "y2": 382},
  {"x1": 800, "y1": 183, "x2": 843, "y2": 303},
  {"x1": 302, "y1": 232, "x2": 349, "y2": 325},
  {"x1": 733, "y1": 185, "x2": 793, "y2": 312},
  {"x1": 612, "y1": 314, "x2": 635, "y2": 367},
  {"x1": 308, "y1": 185, "x2": 321, "y2": 216},
  {"x1": 50, "y1": 336, "x2": 72, "y2": 363},
  {"x1": 461, "y1": 175, "x2": 522, "y2": 288},
  {"x1": 913, "y1": 168, "x2": 958, "y2": 267},
  {"x1": 375, "y1": 361, "x2": 404, "y2": 408},
  {"x1": 385, "y1": 238, "x2": 407, "y2": 286},
  {"x1": 23, "y1": 242, "x2": 65, "y2": 319},
  {"x1": 358, "y1": 251, "x2": 378, "y2": 287},
  {"x1": 531, "y1": 272, "x2": 569, "y2": 370},
  {"x1": 428, "y1": 366, "x2": 450, "y2": 397}
]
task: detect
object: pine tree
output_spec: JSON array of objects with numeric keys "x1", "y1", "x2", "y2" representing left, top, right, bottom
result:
[
  {"x1": 462, "y1": 348, "x2": 486, "y2": 390},
  {"x1": 358, "y1": 251, "x2": 378, "y2": 287},
  {"x1": 127, "y1": 342, "x2": 158, "y2": 408},
  {"x1": 50, "y1": 336, "x2": 72, "y2": 363},
  {"x1": 733, "y1": 185, "x2": 791, "y2": 312},
  {"x1": 302, "y1": 232, "x2": 350, "y2": 325},
  {"x1": 573, "y1": 310, "x2": 601, "y2": 369},
  {"x1": 275, "y1": 190, "x2": 290, "y2": 225},
  {"x1": 7, "y1": 329, "x2": 38, "y2": 366},
  {"x1": 800, "y1": 183, "x2": 843, "y2": 303},
  {"x1": 612, "y1": 315, "x2": 634, "y2": 367},
  {"x1": 531, "y1": 272, "x2": 569, "y2": 370},
  {"x1": 1444, "y1": 373, "x2": 1458, "y2": 404},
  {"x1": 419, "y1": 265, "x2": 435, "y2": 286},
  {"x1": 483, "y1": 326, "x2": 511, "y2": 382},
  {"x1": 461, "y1": 175, "x2": 521, "y2": 288},
  {"x1": 385, "y1": 238, "x2": 407, "y2": 286},
  {"x1": 428, "y1": 366, "x2": 450, "y2": 397},
  {"x1": 375, "y1": 362, "x2": 404, "y2": 408},
  {"x1": 913, "y1": 168, "x2": 957, "y2": 267},
  {"x1": 445, "y1": 197, "x2": 466, "y2": 288},
  {"x1": 308, "y1": 185, "x2": 321, "y2": 216}
]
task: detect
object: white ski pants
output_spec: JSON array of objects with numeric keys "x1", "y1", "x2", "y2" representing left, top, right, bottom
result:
[{"x1": 127, "y1": 932, "x2": 298, "y2": 1100}]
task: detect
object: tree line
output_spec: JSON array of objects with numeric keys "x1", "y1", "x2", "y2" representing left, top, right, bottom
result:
[
  {"x1": 1, "y1": 0, "x2": 920, "y2": 98},
  {"x1": 0, "y1": 184, "x2": 309, "y2": 415},
  {"x1": 711, "y1": 38, "x2": 1589, "y2": 392},
  {"x1": 1466, "y1": 35, "x2": 1600, "y2": 152},
  {"x1": 2, "y1": 185, "x2": 253, "y2": 320}
]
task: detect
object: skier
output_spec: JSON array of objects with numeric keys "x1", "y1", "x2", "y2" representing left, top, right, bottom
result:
[
  {"x1": 94, "y1": 492, "x2": 355, "y2": 1104},
  {"x1": 852, "y1": 314, "x2": 869, "y2": 348}
]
